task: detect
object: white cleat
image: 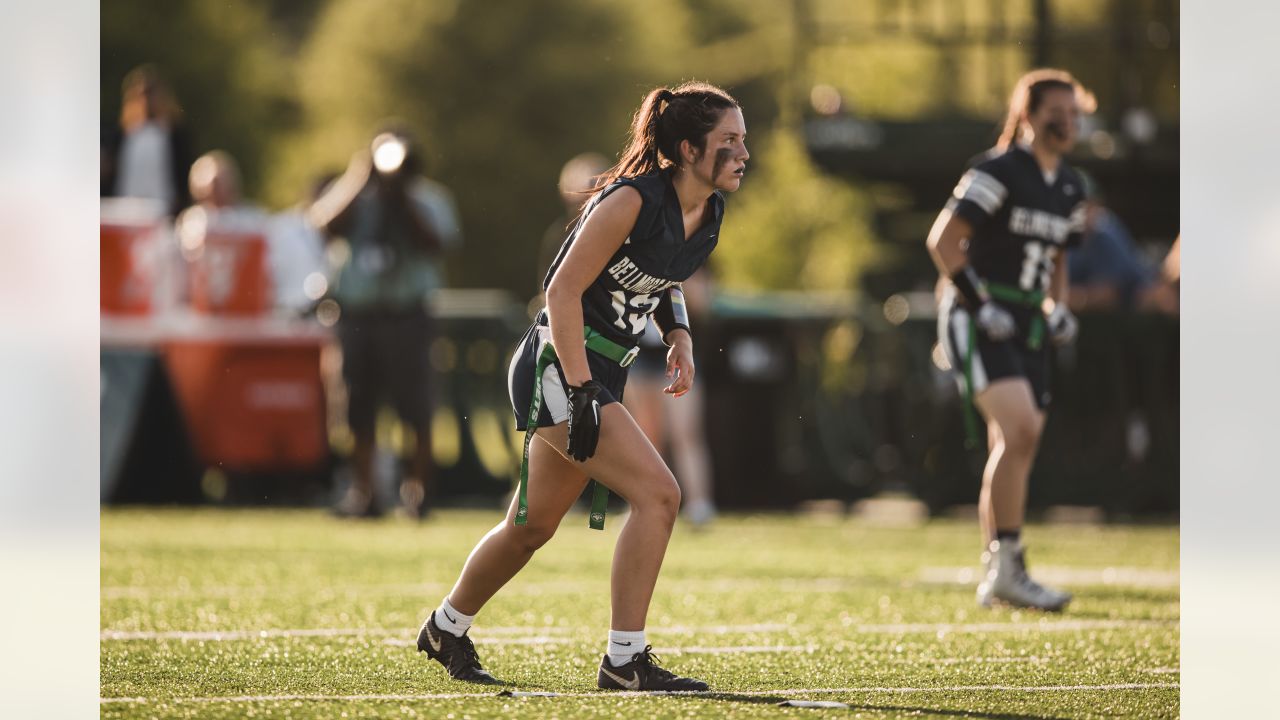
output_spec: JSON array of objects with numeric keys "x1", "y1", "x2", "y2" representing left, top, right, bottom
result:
[
  {"x1": 683, "y1": 499, "x2": 717, "y2": 529},
  {"x1": 976, "y1": 545, "x2": 996, "y2": 607},
  {"x1": 977, "y1": 539, "x2": 1072, "y2": 612}
]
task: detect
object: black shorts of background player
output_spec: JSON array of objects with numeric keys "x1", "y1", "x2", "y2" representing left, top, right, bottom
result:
[
  {"x1": 927, "y1": 68, "x2": 1096, "y2": 612},
  {"x1": 414, "y1": 83, "x2": 749, "y2": 691}
]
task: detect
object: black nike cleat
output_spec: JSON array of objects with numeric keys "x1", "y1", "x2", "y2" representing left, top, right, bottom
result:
[
  {"x1": 416, "y1": 614, "x2": 504, "y2": 685},
  {"x1": 597, "y1": 645, "x2": 709, "y2": 692}
]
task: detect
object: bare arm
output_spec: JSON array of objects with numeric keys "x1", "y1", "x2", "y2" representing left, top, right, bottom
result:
[
  {"x1": 545, "y1": 187, "x2": 642, "y2": 386},
  {"x1": 926, "y1": 204, "x2": 1017, "y2": 340},
  {"x1": 1045, "y1": 251, "x2": 1069, "y2": 314},
  {"x1": 925, "y1": 207, "x2": 974, "y2": 278},
  {"x1": 308, "y1": 151, "x2": 372, "y2": 238}
]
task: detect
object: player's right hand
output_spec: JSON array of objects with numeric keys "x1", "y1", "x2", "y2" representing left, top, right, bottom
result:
[
  {"x1": 566, "y1": 380, "x2": 604, "y2": 462},
  {"x1": 975, "y1": 302, "x2": 1016, "y2": 341}
]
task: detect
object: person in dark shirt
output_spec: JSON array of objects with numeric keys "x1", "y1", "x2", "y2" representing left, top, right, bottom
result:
[
  {"x1": 928, "y1": 68, "x2": 1095, "y2": 612},
  {"x1": 414, "y1": 82, "x2": 748, "y2": 692}
]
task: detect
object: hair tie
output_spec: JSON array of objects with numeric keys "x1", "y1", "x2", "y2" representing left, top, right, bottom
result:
[{"x1": 658, "y1": 89, "x2": 675, "y2": 103}]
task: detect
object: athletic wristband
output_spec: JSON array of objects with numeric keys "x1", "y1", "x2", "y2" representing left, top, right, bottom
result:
[
  {"x1": 950, "y1": 266, "x2": 990, "y2": 309},
  {"x1": 653, "y1": 286, "x2": 691, "y2": 345}
]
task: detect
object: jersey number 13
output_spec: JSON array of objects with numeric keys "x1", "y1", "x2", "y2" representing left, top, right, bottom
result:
[{"x1": 610, "y1": 290, "x2": 660, "y2": 335}]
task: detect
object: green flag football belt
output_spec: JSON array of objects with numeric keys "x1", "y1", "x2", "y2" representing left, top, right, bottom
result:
[
  {"x1": 515, "y1": 326, "x2": 639, "y2": 531},
  {"x1": 961, "y1": 282, "x2": 1047, "y2": 448}
]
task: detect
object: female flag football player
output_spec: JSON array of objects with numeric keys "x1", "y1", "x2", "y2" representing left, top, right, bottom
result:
[
  {"x1": 415, "y1": 82, "x2": 748, "y2": 690},
  {"x1": 927, "y1": 69, "x2": 1094, "y2": 612}
]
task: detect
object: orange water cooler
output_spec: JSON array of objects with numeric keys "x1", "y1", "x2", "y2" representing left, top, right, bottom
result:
[
  {"x1": 100, "y1": 200, "x2": 165, "y2": 315},
  {"x1": 188, "y1": 229, "x2": 272, "y2": 316},
  {"x1": 164, "y1": 213, "x2": 330, "y2": 476}
]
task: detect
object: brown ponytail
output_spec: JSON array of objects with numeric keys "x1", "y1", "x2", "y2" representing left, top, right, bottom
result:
[
  {"x1": 995, "y1": 68, "x2": 1095, "y2": 151},
  {"x1": 593, "y1": 81, "x2": 739, "y2": 191}
]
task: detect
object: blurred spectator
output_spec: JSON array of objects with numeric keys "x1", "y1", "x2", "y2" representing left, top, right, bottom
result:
[
  {"x1": 1067, "y1": 176, "x2": 1177, "y2": 314},
  {"x1": 102, "y1": 65, "x2": 195, "y2": 217},
  {"x1": 623, "y1": 267, "x2": 718, "y2": 529},
  {"x1": 265, "y1": 173, "x2": 336, "y2": 315},
  {"x1": 309, "y1": 125, "x2": 462, "y2": 519},
  {"x1": 537, "y1": 152, "x2": 610, "y2": 291},
  {"x1": 177, "y1": 155, "x2": 336, "y2": 318},
  {"x1": 172, "y1": 149, "x2": 277, "y2": 315}
]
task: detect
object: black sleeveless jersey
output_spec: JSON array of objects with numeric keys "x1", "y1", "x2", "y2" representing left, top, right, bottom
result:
[
  {"x1": 946, "y1": 146, "x2": 1087, "y2": 294},
  {"x1": 539, "y1": 170, "x2": 723, "y2": 345}
]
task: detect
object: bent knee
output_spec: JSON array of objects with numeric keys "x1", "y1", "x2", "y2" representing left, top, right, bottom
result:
[
  {"x1": 999, "y1": 420, "x2": 1043, "y2": 455},
  {"x1": 505, "y1": 522, "x2": 557, "y2": 554},
  {"x1": 651, "y1": 476, "x2": 683, "y2": 521}
]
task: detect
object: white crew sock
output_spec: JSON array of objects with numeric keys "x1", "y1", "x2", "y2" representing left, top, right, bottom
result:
[
  {"x1": 606, "y1": 629, "x2": 646, "y2": 667},
  {"x1": 433, "y1": 597, "x2": 475, "y2": 638}
]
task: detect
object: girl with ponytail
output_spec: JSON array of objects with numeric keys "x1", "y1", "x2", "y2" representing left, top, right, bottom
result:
[
  {"x1": 415, "y1": 81, "x2": 749, "y2": 691},
  {"x1": 927, "y1": 68, "x2": 1094, "y2": 612}
]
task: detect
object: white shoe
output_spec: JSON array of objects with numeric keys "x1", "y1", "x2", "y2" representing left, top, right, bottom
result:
[
  {"x1": 979, "y1": 539, "x2": 1071, "y2": 611},
  {"x1": 682, "y1": 499, "x2": 717, "y2": 529},
  {"x1": 976, "y1": 545, "x2": 996, "y2": 607}
]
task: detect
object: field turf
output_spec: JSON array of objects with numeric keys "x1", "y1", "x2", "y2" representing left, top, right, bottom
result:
[{"x1": 101, "y1": 508, "x2": 1179, "y2": 718}]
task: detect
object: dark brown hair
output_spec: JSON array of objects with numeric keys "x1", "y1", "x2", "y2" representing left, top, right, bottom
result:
[
  {"x1": 120, "y1": 64, "x2": 182, "y2": 131},
  {"x1": 996, "y1": 68, "x2": 1096, "y2": 151},
  {"x1": 594, "y1": 81, "x2": 739, "y2": 191}
]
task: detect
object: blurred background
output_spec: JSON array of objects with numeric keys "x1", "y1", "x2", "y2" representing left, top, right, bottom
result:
[{"x1": 99, "y1": 0, "x2": 1178, "y2": 520}]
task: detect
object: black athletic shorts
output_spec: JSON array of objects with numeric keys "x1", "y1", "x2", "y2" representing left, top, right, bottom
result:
[
  {"x1": 937, "y1": 289, "x2": 1052, "y2": 409},
  {"x1": 508, "y1": 323, "x2": 630, "y2": 431},
  {"x1": 337, "y1": 307, "x2": 434, "y2": 434}
]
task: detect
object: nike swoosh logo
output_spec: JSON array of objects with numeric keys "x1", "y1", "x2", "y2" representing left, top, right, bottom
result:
[
  {"x1": 443, "y1": 610, "x2": 457, "y2": 624},
  {"x1": 591, "y1": 400, "x2": 599, "y2": 425},
  {"x1": 614, "y1": 641, "x2": 632, "y2": 647},
  {"x1": 601, "y1": 666, "x2": 640, "y2": 690},
  {"x1": 425, "y1": 622, "x2": 442, "y2": 653}
]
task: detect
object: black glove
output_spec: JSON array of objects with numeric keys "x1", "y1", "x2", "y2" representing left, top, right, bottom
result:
[{"x1": 566, "y1": 380, "x2": 604, "y2": 462}]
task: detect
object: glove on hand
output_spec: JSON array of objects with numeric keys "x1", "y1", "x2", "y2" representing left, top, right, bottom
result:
[
  {"x1": 1047, "y1": 304, "x2": 1078, "y2": 345},
  {"x1": 566, "y1": 380, "x2": 604, "y2": 462},
  {"x1": 975, "y1": 302, "x2": 1017, "y2": 341}
]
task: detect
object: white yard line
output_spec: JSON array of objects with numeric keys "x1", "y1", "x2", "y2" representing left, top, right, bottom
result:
[
  {"x1": 848, "y1": 618, "x2": 1176, "y2": 635},
  {"x1": 919, "y1": 566, "x2": 1179, "y2": 589},
  {"x1": 377, "y1": 638, "x2": 1052, "y2": 660},
  {"x1": 100, "y1": 682, "x2": 1180, "y2": 705},
  {"x1": 101, "y1": 565, "x2": 1181, "y2": 600},
  {"x1": 102, "y1": 618, "x2": 1175, "y2": 642}
]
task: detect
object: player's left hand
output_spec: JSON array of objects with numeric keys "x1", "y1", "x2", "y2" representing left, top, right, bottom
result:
[
  {"x1": 664, "y1": 331, "x2": 695, "y2": 397},
  {"x1": 1047, "y1": 304, "x2": 1078, "y2": 345}
]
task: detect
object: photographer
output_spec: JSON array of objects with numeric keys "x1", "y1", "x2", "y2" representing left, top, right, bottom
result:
[{"x1": 310, "y1": 125, "x2": 462, "y2": 519}]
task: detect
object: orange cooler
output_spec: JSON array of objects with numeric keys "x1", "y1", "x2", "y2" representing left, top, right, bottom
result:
[
  {"x1": 101, "y1": 218, "x2": 160, "y2": 315},
  {"x1": 189, "y1": 231, "x2": 272, "y2": 316},
  {"x1": 164, "y1": 338, "x2": 328, "y2": 472}
]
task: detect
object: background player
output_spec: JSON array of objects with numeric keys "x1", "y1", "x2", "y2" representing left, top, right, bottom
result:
[
  {"x1": 624, "y1": 266, "x2": 717, "y2": 529},
  {"x1": 414, "y1": 82, "x2": 748, "y2": 690},
  {"x1": 927, "y1": 68, "x2": 1093, "y2": 611}
]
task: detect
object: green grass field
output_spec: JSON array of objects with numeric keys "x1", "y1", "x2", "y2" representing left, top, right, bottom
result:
[{"x1": 101, "y1": 508, "x2": 1179, "y2": 719}]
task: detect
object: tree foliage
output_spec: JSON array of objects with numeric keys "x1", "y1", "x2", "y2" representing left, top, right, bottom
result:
[
  {"x1": 717, "y1": 129, "x2": 877, "y2": 292},
  {"x1": 101, "y1": 0, "x2": 296, "y2": 201},
  {"x1": 274, "y1": 0, "x2": 705, "y2": 294}
]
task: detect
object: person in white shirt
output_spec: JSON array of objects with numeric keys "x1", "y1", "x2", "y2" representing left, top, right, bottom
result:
[{"x1": 102, "y1": 65, "x2": 194, "y2": 217}]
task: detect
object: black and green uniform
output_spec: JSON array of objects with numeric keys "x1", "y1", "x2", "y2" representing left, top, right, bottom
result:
[
  {"x1": 507, "y1": 169, "x2": 721, "y2": 526},
  {"x1": 937, "y1": 145, "x2": 1085, "y2": 409}
]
